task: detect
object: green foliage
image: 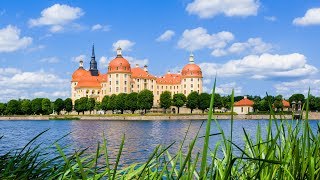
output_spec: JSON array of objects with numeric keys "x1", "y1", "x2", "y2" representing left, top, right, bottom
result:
[
  {"x1": 159, "y1": 91, "x2": 172, "y2": 112},
  {"x1": 42, "y1": 98, "x2": 52, "y2": 115},
  {"x1": 198, "y1": 93, "x2": 211, "y2": 113},
  {"x1": 172, "y1": 93, "x2": 186, "y2": 114},
  {"x1": 20, "y1": 99, "x2": 32, "y2": 115},
  {"x1": 273, "y1": 95, "x2": 284, "y2": 111},
  {"x1": 186, "y1": 91, "x2": 199, "y2": 113},
  {"x1": 289, "y1": 93, "x2": 305, "y2": 104},
  {"x1": 0, "y1": 103, "x2": 6, "y2": 115},
  {"x1": 108, "y1": 94, "x2": 117, "y2": 113},
  {"x1": 115, "y1": 93, "x2": 127, "y2": 114},
  {"x1": 95, "y1": 101, "x2": 101, "y2": 111},
  {"x1": 6, "y1": 100, "x2": 21, "y2": 115},
  {"x1": 125, "y1": 92, "x2": 138, "y2": 114},
  {"x1": 64, "y1": 98, "x2": 73, "y2": 114},
  {"x1": 31, "y1": 98, "x2": 43, "y2": 115},
  {"x1": 138, "y1": 89, "x2": 154, "y2": 114},
  {"x1": 86, "y1": 98, "x2": 95, "y2": 114},
  {"x1": 101, "y1": 95, "x2": 110, "y2": 111},
  {"x1": 54, "y1": 98, "x2": 65, "y2": 115}
]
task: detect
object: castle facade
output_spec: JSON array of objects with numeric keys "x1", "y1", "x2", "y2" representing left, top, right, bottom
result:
[{"x1": 71, "y1": 45, "x2": 203, "y2": 106}]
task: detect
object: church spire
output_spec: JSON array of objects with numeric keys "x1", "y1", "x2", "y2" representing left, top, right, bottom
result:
[{"x1": 89, "y1": 44, "x2": 98, "y2": 76}]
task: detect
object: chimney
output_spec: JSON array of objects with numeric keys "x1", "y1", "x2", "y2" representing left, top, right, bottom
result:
[
  {"x1": 167, "y1": 70, "x2": 171, "y2": 74},
  {"x1": 144, "y1": 65, "x2": 148, "y2": 72},
  {"x1": 244, "y1": 96, "x2": 248, "y2": 99},
  {"x1": 135, "y1": 64, "x2": 139, "y2": 68}
]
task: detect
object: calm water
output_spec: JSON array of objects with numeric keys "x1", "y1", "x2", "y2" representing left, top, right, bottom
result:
[{"x1": 0, "y1": 119, "x2": 319, "y2": 166}]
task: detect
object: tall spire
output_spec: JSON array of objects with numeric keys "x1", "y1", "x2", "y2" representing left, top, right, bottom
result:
[
  {"x1": 117, "y1": 46, "x2": 122, "y2": 57},
  {"x1": 89, "y1": 43, "x2": 98, "y2": 76},
  {"x1": 92, "y1": 44, "x2": 95, "y2": 58},
  {"x1": 189, "y1": 53, "x2": 194, "y2": 64}
]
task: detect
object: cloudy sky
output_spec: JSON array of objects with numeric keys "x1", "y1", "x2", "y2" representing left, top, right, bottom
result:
[{"x1": 0, "y1": 0, "x2": 320, "y2": 102}]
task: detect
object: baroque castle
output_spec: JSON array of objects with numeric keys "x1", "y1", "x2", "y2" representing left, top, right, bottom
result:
[{"x1": 71, "y1": 45, "x2": 203, "y2": 106}]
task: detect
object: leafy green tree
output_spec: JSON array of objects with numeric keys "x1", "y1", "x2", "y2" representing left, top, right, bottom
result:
[
  {"x1": 54, "y1": 98, "x2": 65, "y2": 115},
  {"x1": 115, "y1": 93, "x2": 127, "y2": 114},
  {"x1": 20, "y1": 99, "x2": 32, "y2": 115},
  {"x1": 273, "y1": 95, "x2": 283, "y2": 111},
  {"x1": 0, "y1": 103, "x2": 6, "y2": 115},
  {"x1": 74, "y1": 99, "x2": 81, "y2": 115},
  {"x1": 259, "y1": 99, "x2": 270, "y2": 111},
  {"x1": 79, "y1": 97, "x2": 88, "y2": 114},
  {"x1": 172, "y1": 93, "x2": 186, "y2": 114},
  {"x1": 289, "y1": 94, "x2": 305, "y2": 105},
  {"x1": 234, "y1": 96, "x2": 244, "y2": 102},
  {"x1": 31, "y1": 98, "x2": 43, "y2": 115},
  {"x1": 87, "y1": 98, "x2": 95, "y2": 114},
  {"x1": 138, "y1": 89, "x2": 154, "y2": 114},
  {"x1": 42, "y1": 98, "x2": 52, "y2": 115},
  {"x1": 101, "y1": 95, "x2": 110, "y2": 113},
  {"x1": 64, "y1": 98, "x2": 73, "y2": 114},
  {"x1": 126, "y1": 92, "x2": 139, "y2": 114},
  {"x1": 214, "y1": 93, "x2": 223, "y2": 108},
  {"x1": 315, "y1": 97, "x2": 320, "y2": 111},
  {"x1": 6, "y1": 100, "x2": 21, "y2": 115},
  {"x1": 198, "y1": 93, "x2": 210, "y2": 113},
  {"x1": 95, "y1": 101, "x2": 101, "y2": 111},
  {"x1": 186, "y1": 91, "x2": 199, "y2": 114},
  {"x1": 108, "y1": 94, "x2": 117, "y2": 113},
  {"x1": 160, "y1": 91, "x2": 172, "y2": 113},
  {"x1": 221, "y1": 95, "x2": 231, "y2": 110}
]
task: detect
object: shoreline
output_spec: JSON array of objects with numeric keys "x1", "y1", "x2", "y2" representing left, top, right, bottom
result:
[{"x1": 0, "y1": 112, "x2": 319, "y2": 120}]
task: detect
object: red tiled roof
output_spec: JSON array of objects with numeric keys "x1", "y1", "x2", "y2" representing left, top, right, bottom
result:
[
  {"x1": 181, "y1": 64, "x2": 202, "y2": 78},
  {"x1": 107, "y1": 56, "x2": 131, "y2": 73},
  {"x1": 234, "y1": 97, "x2": 254, "y2": 106},
  {"x1": 156, "y1": 73, "x2": 181, "y2": 85},
  {"x1": 282, "y1": 100, "x2": 290, "y2": 107},
  {"x1": 131, "y1": 67, "x2": 156, "y2": 79}
]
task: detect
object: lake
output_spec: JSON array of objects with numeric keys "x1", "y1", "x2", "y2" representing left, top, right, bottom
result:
[{"x1": 0, "y1": 119, "x2": 319, "y2": 166}]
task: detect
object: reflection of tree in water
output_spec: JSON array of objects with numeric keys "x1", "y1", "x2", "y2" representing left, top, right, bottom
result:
[{"x1": 69, "y1": 120, "x2": 204, "y2": 166}]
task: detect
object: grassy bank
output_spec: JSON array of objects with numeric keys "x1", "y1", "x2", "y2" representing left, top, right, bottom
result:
[{"x1": 1, "y1": 83, "x2": 320, "y2": 179}]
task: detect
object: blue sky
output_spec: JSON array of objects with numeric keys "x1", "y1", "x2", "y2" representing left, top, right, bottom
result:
[{"x1": 0, "y1": 0, "x2": 320, "y2": 102}]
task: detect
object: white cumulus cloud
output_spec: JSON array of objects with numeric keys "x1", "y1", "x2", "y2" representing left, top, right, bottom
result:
[
  {"x1": 72, "y1": 54, "x2": 86, "y2": 63},
  {"x1": 178, "y1": 27, "x2": 234, "y2": 51},
  {"x1": 186, "y1": 0, "x2": 259, "y2": 19},
  {"x1": 275, "y1": 79, "x2": 320, "y2": 97},
  {"x1": 293, "y1": 8, "x2": 320, "y2": 26},
  {"x1": 29, "y1": 4, "x2": 84, "y2": 32},
  {"x1": 0, "y1": 25, "x2": 32, "y2": 52},
  {"x1": 91, "y1": 24, "x2": 110, "y2": 31},
  {"x1": 112, "y1": 40, "x2": 135, "y2": 51},
  {"x1": 156, "y1": 30, "x2": 175, "y2": 42},
  {"x1": 39, "y1": 57, "x2": 59, "y2": 63},
  {"x1": 199, "y1": 53, "x2": 318, "y2": 79}
]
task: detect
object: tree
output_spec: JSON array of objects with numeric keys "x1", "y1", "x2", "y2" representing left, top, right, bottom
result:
[
  {"x1": 160, "y1": 91, "x2": 172, "y2": 113},
  {"x1": 74, "y1": 99, "x2": 81, "y2": 115},
  {"x1": 95, "y1": 101, "x2": 101, "y2": 111},
  {"x1": 101, "y1": 95, "x2": 110, "y2": 113},
  {"x1": 64, "y1": 98, "x2": 73, "y2": 114},
  {"x1": 273, "y1": 95, "x2": 283, "y2": 111},
  {"x1": 214, "y1": 93, "x2": 223, "y2": 108},
  {"x1": 198, "y1": 93, "x2": 210, "y2": 113},
  {"x1": 172, "y1": 93, "x2": 186, "y2": 114},
  {"x1": 87, "y1": 98, "x2": 95, "y2": 114},
  {"x1": 138, "y1": 90, "x2": 154, "y2": 114},
  {"x1": 42, "y1": 98, "x2": 52, "y2": 115},
  {"x1": 289, "y1": 94, "x2": 305, "y2": 105},
  {"x1": 221, "y1": 95, "x2": 231, "y2": 110},
  {"x1": 78, "y1": 97, "x2": 88, "y2": 114},
  {"x1": 0, "y1": 103, "x2": 6, "y2": 115},
  {"x1": 54, "y1": 98, "x2": 65, "y2": 115},
  {"x1": 108, "y1": 94, "x2": 117, "y2": 113},
  {"x1": 115, "y1": 93, "x2": 127, "y2": 114},
  {"x1": 21, "y1": 99, "x2": 32, "y2": 115},
  {"x1": 126, "y1": 92, "x2": 138, "y2": 114},
  {"x1": 31, "y1": 98, "x2": 43, "y2": 115},
  {"x1": 186, "y1": 92, "x2": 199, "y2": 114},
  {"x1": 6, "y1": 100, "x2": 21, "y2": 115}
]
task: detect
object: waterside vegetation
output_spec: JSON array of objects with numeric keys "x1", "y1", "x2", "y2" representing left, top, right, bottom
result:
[{"x1": 1, "y1": 79, "x2": 320, "y2": 179}]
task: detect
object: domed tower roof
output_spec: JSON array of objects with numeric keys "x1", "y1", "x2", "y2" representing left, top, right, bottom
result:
[
  {"x1": 72, "y1": 59, "x2": 90, "y2": 81},
  {"x1": 181, "y1": 53, "x2": 202, "y2": 78},
  {"x1": 107, "y1": 47, "x2": 131, "y2": 73}
]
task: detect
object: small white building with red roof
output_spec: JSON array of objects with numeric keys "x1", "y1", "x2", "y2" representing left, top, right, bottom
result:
[{"x1": 234, "y1": 96, "x2": 254, "y2": 115}]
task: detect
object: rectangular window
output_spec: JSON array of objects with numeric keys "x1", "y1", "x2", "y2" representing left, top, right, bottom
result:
[
  {"x1": 124, "y1": 74, "x2": 127, "y2": 78},
  {"x1": 109, "y1": 88, "x2": 111, "y2": 92},
  {"x1": 109, "y1": 81, "x2": 111, "y2": 85},
  {"x1": 116, "y1": 74, "x2": 119, "y2": 78},
  {"x1": 157, "y1": 91, "x2": 159, "y2": 95},
  {"x1": 116, "y1": 87, "x2": 119, "y2": 92},
  {"x1": 116, "y1": 81, "x2": 119, "y2": 85},
  {"x1": 124, "y1": 81, "x2": 127, "y2": 85},
  {"x1": 191, "y1": 78, "x2": 193, "y2": 81},
  {"x1": 191, "y1": 84, "x2": 193, "y2": 88},
  {"x1": 124, "y1": 87, "x2": 127, "y2": 92},
  {"x1": 241, "y1": 107, "x2": 243, "y2": 112},
  {"x1": 184, "y1": 84, "x2": 186, "y2": 88}
]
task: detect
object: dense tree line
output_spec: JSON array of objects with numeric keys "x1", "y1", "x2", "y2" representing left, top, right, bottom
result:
[
  {"x1": 0, "y1": 98, "x2": 73, "y2": 115},
  {"x1": 1, "y1": 92, "x2": 319, "y2": 116}
]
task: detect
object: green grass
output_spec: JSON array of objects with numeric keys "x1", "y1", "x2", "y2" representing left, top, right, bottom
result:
[
  {"x1": 49, "y1": 116, "x2": 80, "y2": 120},
  {"x1": 1, "y1": 84, "x2": 320, "y2": 179}
]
